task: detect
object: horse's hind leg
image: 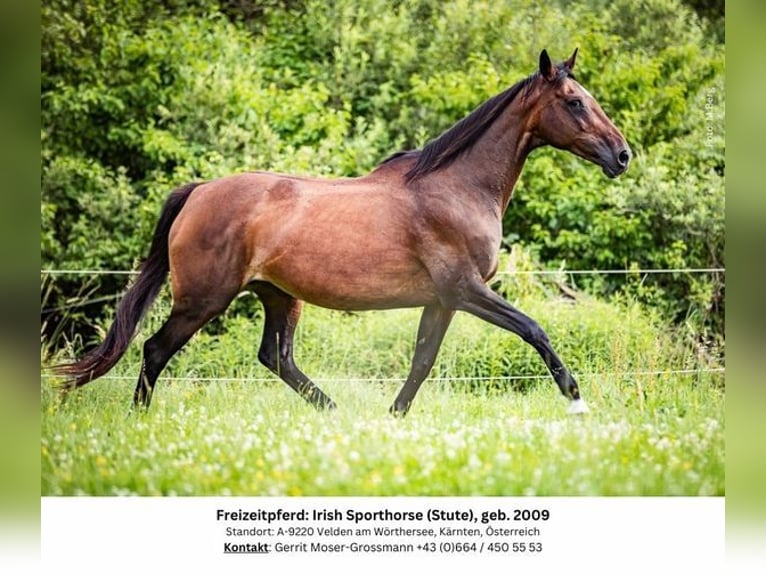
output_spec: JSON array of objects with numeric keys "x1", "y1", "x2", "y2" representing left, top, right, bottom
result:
[
  {"x1": 133, "y1": 293, "x2": 235, "y2": 410},
  {"x1": 252, "y1": 282, "x2": 336, "y2": 410}
]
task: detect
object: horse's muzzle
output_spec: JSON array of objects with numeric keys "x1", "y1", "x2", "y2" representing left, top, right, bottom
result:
[{"x1": 601, "y1": 144, "x2": 631, "y2": 178}]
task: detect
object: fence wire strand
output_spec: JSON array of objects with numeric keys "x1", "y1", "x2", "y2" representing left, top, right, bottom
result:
[
  {"x1": 40, "y1": 367, "x2": 724, "y2": 384},
  {"x1": 41, "y1": 267, "x2": 725, "y2": 277}
]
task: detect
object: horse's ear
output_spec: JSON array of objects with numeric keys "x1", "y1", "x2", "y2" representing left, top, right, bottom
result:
[
  {"x1": 539, "y1": 49, "x2": 554, "y2": 80},
  {"x1": 564, "y1": 47, "x2": 578, "y2": 72}
]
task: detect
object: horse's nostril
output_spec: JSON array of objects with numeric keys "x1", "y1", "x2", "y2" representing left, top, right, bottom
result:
[{"x1": 618, "y1": 149, "x2": 631, "y2": 166}]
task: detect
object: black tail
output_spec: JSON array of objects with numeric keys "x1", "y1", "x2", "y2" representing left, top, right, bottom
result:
[{"x1": 54, "y1": 182, "x2": 201, "y2": 389}]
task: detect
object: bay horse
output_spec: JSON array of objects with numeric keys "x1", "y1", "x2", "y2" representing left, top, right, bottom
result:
[{"x1": 57, "y1": 49, "x2": 630, "y2": 415}]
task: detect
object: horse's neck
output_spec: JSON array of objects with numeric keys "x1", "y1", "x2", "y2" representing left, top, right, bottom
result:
[{"x1": 455, "y1": 103, "x2": 535, "y2": 212}]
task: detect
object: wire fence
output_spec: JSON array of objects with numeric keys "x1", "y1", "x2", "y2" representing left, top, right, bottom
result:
[
  {"x1": 40, "y1": 266, "x2": 725, "y2": 382},
  {"x1": 40, "y1": 367, "x2": 725, "y2": 384},
  {"x1": 40, "y1": 267, "x2": 726, "y2": 277},
  {"x1": 39, "y1": 266, "x2": 726, "y2": 313}
]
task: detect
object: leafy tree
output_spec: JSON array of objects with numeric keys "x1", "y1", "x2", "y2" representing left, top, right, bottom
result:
[{"x1": 41, "y1": 0, "x2": 725, "y2": 352}]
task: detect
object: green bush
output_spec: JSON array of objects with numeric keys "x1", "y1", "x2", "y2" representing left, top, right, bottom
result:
[{"x1": 41, "y1": 0, "x2": 725, "y2": 353}]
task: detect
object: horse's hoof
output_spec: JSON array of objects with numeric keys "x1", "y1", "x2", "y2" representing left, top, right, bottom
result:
[
  {"x1": 388, "y1": 404, "x2": 408, "y2": 418},
  {"x1": 567, "y1": 398, "x2": 590, "y2": 415}
]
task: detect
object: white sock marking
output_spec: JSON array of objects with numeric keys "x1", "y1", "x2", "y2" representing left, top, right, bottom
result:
[{"x1": 567, "y1": 398, "x2": 590, "y2": 415}]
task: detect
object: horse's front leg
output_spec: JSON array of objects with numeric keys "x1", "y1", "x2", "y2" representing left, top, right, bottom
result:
[
  {"x1": 390, "y1": 303, "x2": 454, "y2": 416},
  {"x1": 452, "y1": 279, "x2": 589, "y2": 415}
]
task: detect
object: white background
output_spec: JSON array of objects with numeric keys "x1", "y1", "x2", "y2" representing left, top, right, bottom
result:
[{"x1": 41, "y1": 496, "x2": 724, "y2": 573}]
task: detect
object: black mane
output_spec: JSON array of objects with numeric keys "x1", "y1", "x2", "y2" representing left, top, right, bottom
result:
[{"x1": 402, "y1": 73, "x2": 538, "y2": 182}]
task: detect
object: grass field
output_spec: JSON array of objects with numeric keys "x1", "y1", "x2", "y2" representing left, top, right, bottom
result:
[{"x1": 41, "y1": 289, "x2": 725, "y2": 497}]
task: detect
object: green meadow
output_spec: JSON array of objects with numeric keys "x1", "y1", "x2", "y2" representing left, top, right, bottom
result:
[{"x1": 41, "y1": 279, "x2": 724, "y2": 496}]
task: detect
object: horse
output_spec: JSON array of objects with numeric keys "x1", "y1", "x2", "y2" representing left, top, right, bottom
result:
[{"x1": 56, "y1": 49, "x2": 630, "y2": 416}]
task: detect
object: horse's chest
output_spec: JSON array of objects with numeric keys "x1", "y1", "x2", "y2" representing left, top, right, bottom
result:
[
  {"x1": 470, "y1": 232, "x2": 501, "y2": 281},
  {"x1": 462, "y1": 209, "x2": 502, "y2": 273}
]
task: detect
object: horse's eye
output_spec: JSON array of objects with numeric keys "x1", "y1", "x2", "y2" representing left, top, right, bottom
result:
[{"x1": 567, "y1": 99, "x2": 583, "y2": 110}]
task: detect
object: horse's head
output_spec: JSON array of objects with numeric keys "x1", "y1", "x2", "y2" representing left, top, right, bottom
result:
[{"x1": 530, "y1": 49, "x2": 631, "y2": 178}]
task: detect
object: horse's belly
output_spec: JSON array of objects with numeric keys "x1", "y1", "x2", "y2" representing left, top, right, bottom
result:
[{"x1": 256, "y1": 251, "x2": 438, "y2": 310}]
